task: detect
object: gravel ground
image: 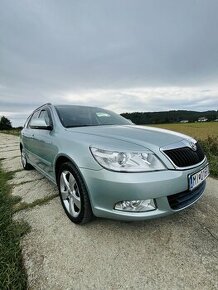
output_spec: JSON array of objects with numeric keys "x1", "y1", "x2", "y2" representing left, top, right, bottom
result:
[{"x1": 0, "y1": 133, "x2": 217, "y2": 290}]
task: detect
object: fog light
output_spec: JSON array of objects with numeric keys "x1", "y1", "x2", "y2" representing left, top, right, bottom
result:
[{"x1": 115, "y1": 199, "x2": 156, "y2": 212}]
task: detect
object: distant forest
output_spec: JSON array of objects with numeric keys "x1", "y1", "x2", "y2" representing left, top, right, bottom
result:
[{"x1": 121, "y1": 110, "x2": 218, "y2": 125}]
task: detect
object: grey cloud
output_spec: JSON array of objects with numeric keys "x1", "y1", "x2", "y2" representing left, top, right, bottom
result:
[
  {"x1": 1, "y1": 0, "x2": 218, "y2": 89},
  {"x1": 143, "y1": 95, "x2": 218, "y2": 112},
  {"x1": 0, "y1": 0, "x2": 218, "y2": 125},
  {"x1": 0, "y1": 100, "x2": 40, "y2": 112}
]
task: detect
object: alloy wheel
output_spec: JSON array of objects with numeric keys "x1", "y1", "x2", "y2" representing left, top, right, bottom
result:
[{"x1": 60, "y1": 170, "x2": 81, "y2": 218}]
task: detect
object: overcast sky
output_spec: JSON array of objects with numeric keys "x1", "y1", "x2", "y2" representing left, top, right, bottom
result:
[{"x1": 0, "y1": 0, "x2": 218, "y2": 126}]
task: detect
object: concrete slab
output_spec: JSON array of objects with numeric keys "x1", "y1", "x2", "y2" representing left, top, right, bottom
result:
[
  {"x1": 0, "y1": 134, "x2": 21, "y2": 167},
  {"x1": 9, "y1": 170, "x2": 44, "y2": 185},
  {"x1": 15, "y1": 184, "x2": 218, "y2": 290},
  {"x1": 0, "y1": 149, "x2": 20, "y2": 159},
  {"x1": 2, "y1": 156, "x2": 22, "y2": 171},
  {"x1": 0, "y1": 134, "x2": 19, "y2": 145},
  {"x1": 12, "y1": 178, "x2": 57, "y2": 204}
]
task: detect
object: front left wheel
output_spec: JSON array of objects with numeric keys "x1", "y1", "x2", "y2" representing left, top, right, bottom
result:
[{"x1": 57, "y1": 162, "x2": 93, "y2": 224}]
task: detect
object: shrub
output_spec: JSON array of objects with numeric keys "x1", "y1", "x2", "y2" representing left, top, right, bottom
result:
[{"x1": 199, "y1": 136, "x2": 218, "y2": 178}]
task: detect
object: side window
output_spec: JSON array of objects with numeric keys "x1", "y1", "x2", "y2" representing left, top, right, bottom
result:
[
  {"x1": 38, "y1": 109, "x2": 52, "y2": 126},
  {"x1": 28, "y1": 111, "x2": 39, "y2": 128}
]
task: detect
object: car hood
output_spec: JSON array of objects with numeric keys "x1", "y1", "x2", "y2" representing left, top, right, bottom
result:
[{"x1": 66, "y1": 125, "x2": 193, "y2": 149}]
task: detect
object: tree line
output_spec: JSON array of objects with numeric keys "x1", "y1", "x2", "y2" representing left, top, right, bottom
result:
[
  {"x1": 121, "y1": 110, "x2": 218, "y2": 125},
  {"x1": 0, "y1": 116, "x2": 12, "y2": 130},
  {"x1": 1, "y1": 110, "x2": 218, "y2": 129}
]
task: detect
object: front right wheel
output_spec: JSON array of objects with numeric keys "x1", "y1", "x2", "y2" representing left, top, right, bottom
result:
[{"x1": 57, "y1": 162, "x2": 93, "y2": 224}]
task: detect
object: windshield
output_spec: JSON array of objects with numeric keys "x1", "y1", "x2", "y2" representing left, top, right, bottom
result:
[{"x1": 55, "y1": 105, "x2": 131, "y2": 128}]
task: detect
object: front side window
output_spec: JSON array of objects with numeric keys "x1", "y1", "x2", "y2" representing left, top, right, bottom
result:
[
  {"x1": 55, "y1": 106, "x2": 131, "y2": 128},
  {"x1": 28, "y1": 111, "x2": 39, "y2": 128},
  {"x1": 39, "y1": 109, "x2": 52, "y2": 126}
]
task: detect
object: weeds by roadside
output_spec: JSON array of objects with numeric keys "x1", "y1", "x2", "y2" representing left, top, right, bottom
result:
[
  {"x1": 0, "y1": 129, "x2": 21, "y2": 136},
  {"x1": 199, "y1": 136, "x2": 218, "y2": 178},
  {"x1": 14, "y1": 193, "x2": 58, "y2": 213},
  {"x1": 0, "y1": 164, "x2": 29, "y2": 290},
  {"x1": 150, "y1": 125, "x2": 218, "y2": 178}
]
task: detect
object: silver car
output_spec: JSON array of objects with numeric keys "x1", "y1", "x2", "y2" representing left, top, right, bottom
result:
[{"x1": 20, "y1": 103, "x2": 209, "y2": 224}]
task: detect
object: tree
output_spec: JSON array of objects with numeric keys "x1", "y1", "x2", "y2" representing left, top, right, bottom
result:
[{"x1": 0, "y1": 116, "x2": 12, "y2": 130}]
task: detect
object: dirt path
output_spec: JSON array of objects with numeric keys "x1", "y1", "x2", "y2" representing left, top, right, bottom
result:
[{"x1": 0, "y1": 133, "x2": 217, "y2": 290}]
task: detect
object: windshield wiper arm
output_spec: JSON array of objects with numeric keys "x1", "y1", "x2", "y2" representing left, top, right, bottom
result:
[{"x1": 66, "y1": 124, "x2": 94, "y2": 128}]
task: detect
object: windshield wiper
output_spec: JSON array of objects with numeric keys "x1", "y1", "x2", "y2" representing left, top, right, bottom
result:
[
  {"x1": 65, "y1": 124, "x2": 119, "y2": 128},
  {"x1": 65, "y1": 124, "x2": 96, "y2": 128}
]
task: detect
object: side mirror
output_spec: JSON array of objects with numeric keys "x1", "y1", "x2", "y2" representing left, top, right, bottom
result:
[{"x1": 30, "y1": 118, "x2": 52, "y2": 130}]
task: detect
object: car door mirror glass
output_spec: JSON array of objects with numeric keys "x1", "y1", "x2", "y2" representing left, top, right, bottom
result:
[{"x1": 30, "y1": 118, "x2": 52, "y2": 130}]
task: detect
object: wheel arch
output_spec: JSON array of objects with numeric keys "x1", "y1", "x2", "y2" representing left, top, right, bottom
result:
[
  {"x1": 55, "y1": 155, "x2": 87, "y2": 188},
  {"x1": 55, "y1": 154, "x2": 94, "y2": 211}
]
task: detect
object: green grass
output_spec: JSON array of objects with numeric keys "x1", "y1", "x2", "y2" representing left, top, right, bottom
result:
[
  {"x1": 0, "y1": 164, "x2": 30, "y2": 290},
  {"x1": 150, "y1": 122, "x2": 218, "y2": 140},
  {"x1": 14, "y1": 193, "x2": 58, "y2": 213},
  {"x1": 0, "y1": 129, "x2": 21, "y2": 136},
  {"x1": 199, "y1": 136, "x2": 218, "y2": 178}
]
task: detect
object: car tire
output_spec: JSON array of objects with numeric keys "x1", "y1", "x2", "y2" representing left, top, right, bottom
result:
[
  {"x1": 57, "y1": 161, "x2": 93, "y2": 224},
  {"x1": 21, "y1": 148, "x2": 33, "y2": 170}
]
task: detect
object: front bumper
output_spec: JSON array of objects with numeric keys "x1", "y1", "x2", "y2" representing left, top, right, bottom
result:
[{"x1": 80, "y1": 159, "x2": 208, "y2": 221}]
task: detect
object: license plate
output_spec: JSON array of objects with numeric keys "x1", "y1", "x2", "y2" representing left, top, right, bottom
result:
[{"x1": 189, "y1": 165, "x2": 209, "y2": 190}]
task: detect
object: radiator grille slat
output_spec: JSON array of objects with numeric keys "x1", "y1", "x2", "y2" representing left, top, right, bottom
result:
[
  {"x1": 168, "y1": 181, "x2": 206, "y2": 210},
  {"x1": 163, "y1": 142, "x2": 205, "y2": 167}
]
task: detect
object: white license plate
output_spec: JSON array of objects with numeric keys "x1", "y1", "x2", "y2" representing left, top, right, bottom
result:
[{"x1": 189, "y1": 165, "x2": 209, "y2": 190}]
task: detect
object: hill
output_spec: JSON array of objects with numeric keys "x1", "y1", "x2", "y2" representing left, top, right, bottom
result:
[{"x1": 121, "y1": 110, "x2": 218, "y2": 124}]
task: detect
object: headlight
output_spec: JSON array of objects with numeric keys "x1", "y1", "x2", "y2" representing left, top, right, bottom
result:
[{"x1": 90, "y1": 147, "x2": 166, "y2": 172}]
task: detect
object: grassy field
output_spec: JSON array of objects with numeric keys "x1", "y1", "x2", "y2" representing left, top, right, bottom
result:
[
  {"x1": 150, "y1": 122, "x2": 218, "y2": 140},
  {"x1": 0, "y1": 163, "x2": 29, "y2": 289}
]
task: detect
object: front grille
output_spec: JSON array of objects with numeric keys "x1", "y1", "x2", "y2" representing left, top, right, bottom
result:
[
  {"x1": 167, "y1": 181, "x2": 206, "y2": 210},
  {"x1": 163, "y1": 142, "x2": 205, "y2": 167}
]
